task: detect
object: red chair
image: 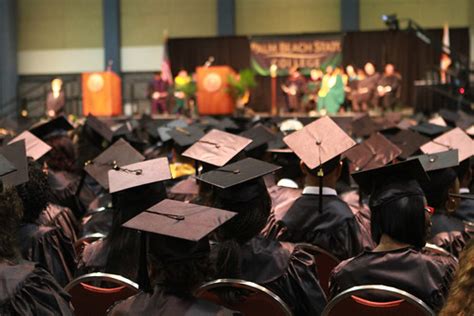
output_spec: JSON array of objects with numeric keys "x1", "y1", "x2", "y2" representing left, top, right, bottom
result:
[
  {"x1": 195, "y1": 278, "x2": 292, "y2": 316},
  {"x1": 294, "y1": 243, "x2": 340, "y2": 297},
  {"x1": 322, "y1": 285, "x2": 435, "y2": 316},
  {"x1": 64, "y1": 272, "x2": 138, "y2": 316}
]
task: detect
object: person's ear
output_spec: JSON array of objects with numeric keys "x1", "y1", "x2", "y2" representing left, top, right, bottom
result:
[{"x1": 300, "y1": 161, "x2": 309, "y2": 176}]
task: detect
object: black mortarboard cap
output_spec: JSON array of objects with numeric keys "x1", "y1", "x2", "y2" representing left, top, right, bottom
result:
[
  {"x1": 408, "y1": 149, "x2": 459, "y2": 172},
  {"x1": 0, "y1": 140, "x2": 29, "y2": 186},
  {"x1": 386, "y1": 129, "x2": 430, "y2": 160},
  {"x1": 168, "y1": 125, "x2": 205, "y2": 148},
  {"x1": 409, "y1": 122, "x2": 451, "y2": 137},
  {"x1": 240, "y1": 124, "x2": 276, "y2": 152},
  {"x1": 29, "y1": 115, "x2": 74, "y2": 139},
  {"x1": 9, "y1": 131, "x2": 52, "y2": 161}
]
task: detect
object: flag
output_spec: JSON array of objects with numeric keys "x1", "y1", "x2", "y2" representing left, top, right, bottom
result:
[
  {"x1": 440, "y1": 23, "x2": 451, "y2": 84},
  {"x1": 161, "y1": 34, "x2": 173, "y2": 85}
]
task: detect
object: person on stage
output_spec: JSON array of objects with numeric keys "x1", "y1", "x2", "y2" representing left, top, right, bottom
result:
[
  {"x1": 281, "y1": 67, "x2": 306, "y2": 113},
  {"x1": 173, "y1": 69, "x2": 193, "y2": 115},
  {"x1": 351, "y1": 62, "x2": 380, "y2": 112},
  {"x1": 343, "y1": 65, "x2": 359, "y2": 111},
  {"x1": 317, "y1": 65, "x2": 345, "y2": 115},
  {"x1": 303, "y1": 68, "x2": 323, "y2": 111},
  {"x1": 376, "y1": 63, "x2": 402, "y2": 111},
  {"x1": 148, "y1": 71, "x2": 169, "y2": 115},
  {"x1": 45, "y1": 78, "x2": 65, "y2": 118}
]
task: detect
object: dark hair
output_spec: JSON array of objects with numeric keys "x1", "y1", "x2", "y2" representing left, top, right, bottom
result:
[
  {"x1": 272, "y1": 152, "x2": 303, "y2": 182},
  {"x1": 44, "y1": 134, "x2": 78, "y2": 172},
  {"x1": 147, "y1": 235, "x2": 212, "y2": 297},
  {"x1": 455, "y1": 159, "x2": 471, "y2": 185},
  {"x1": 369, "y1": 179, "x2": 427, "y2": 248},
  {"x1": 421, "y1": 168, "x2": 458, "y2": 208},
  {"x1": 307, "y1": 155, "x2": 341, "y2": 177},
  {"x1": 0, "y1": 187, "x2": 23, "y2": 260},
  {"x1": 105, "y1": 182, "x2": 167, "y2": 281},
  {"x1": 210, "y1": 179, "x2": 272, "y2": 278},
  {"x1": 16, "y1": 160, "x2": 51, "y2": 222}
]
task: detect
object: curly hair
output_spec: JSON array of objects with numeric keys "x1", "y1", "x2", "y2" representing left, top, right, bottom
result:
[
  {"x1": 0, "y1": 187, "x2": 24, "y2": 260},
  {"x1": 44, "y1": 134, "x2": 78, "y2": 172},
  {"x1": 439, "y1": 239, "x2": 474, "y2": 316},
  {"x1": 16, "y1": 159, "x2": 51, "y2": 222}
]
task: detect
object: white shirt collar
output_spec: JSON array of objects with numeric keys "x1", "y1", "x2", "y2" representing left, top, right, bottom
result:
[
  {"x1": 302, "y1": 186, "x2": 337, "y2": 196},
  {"x1": 460, "y1": 188, "x2": 470, "y2": 194},
  {"x1": 277, "y1": 178, "x2": 299, "y2": 189}
]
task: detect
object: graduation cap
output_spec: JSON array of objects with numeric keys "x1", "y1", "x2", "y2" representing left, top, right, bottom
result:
[
  {"x1": 217, "y1": 117, "x2": 240, "y2": 131},
  {"x1": 428, "y1": 116, "x2": 447, "y2": 127},
  {"x1": 332, "y1": 116, "x2": 354, "y2": 134},
  {"x1": 0, "y1": 154, "x2": 16, "y2": 178},
  {"x1": 386, "y1": 129, "x2": 430, "y2": 160},
  {"x1": 352, "y1": 115, "x2": 381, "y2": 138},
  {"x1": 420, "y1": 127, "x2": 474, "y2": 163},
  {"x1": 84, "y1": 138, "x2": 145, "y2": 190},
  {"x1": 0, "y1": 140, "x2": 29, "y2": 187},
  {"x1": 196, "y1": 157, "x2": 281, "y2": 189},
  {"x1": 344, "y1": 133, "x2": 402, "y2": 173},
  {"x1": 123, "y1": 199, "x2": 236, "y2": 291},
  {"x1": 29, "y1": 115, "x2": 74, "y2": 139},
  {"x1": 182, "y1": 129, "x2": 252, "y2": 167},
  {"x1": 397, "y1": 118, "x2": 417, "y2": 130},
  {"x1": 240, "y1": 124, "x2": 276, "y2": 152},
  {"x1": 85, "y1": 114, "x2": 116, "y2": 143},
  {"x1": 407, "y1": 149, "x2": 459, "y2": 172},
  {"x1": 8, "y1": 131, "x2": 52, "y2": 161},
  {"x1": 169, "y1": 177, "x2": 200, "y2": 196},
  {"x1": 352, "y1": 158, "x2": 429, "y2": 194},
  {"x1": 278, "y1": 119, "x2": 304, "y2": 133},
  {"x1": 108, "y1": 157, "x2": 172, "y2": 194},
  {"x1": 168, "y1": 125, "x2": 205, "y2": 148},
  {"x1": 409, "y1": 122, "x2": 451, "y2": 137},
  {"x1": 267, "y1": 131, "x2": 289, "y2": 152},
  {"x1": 439, "y1": 109, "x2": 460, "y2": 126},
  {"x1": 157, "y1": 120, "x2": 189, "y2": 143}
]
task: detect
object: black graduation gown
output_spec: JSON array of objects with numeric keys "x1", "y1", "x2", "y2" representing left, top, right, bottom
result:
[
  {"x1": 377, "y1": 74, "x2": 401, "y2": 108},
  {"x1": 17, "y1": 223, "x2": 77, "y2": 286},
  {"x1": 329, "y1": 247, "x2": 457, "y2": 312},
  {"x1": 454, "y1": 193, "x2": 474, "y2": 223},
  {"x1": 275, "y1": 194, "x2": 364, "y2": 260},
  {"x1": 352, "y1": 73, "x2": 380, "y2": 106},
  {"x1": 81, "y1": 208, "x2": 114, "y2": 237},
  {"x1": 108, "y1": 286, "x2": 229, "y2": 316},
  {"x1": 428, "y1": 211, "x2": 471, "y2": 258},
  {"x1": 48, "y1": 170, "x2": 95, "y2": 218},
  {"x1": 76, "y1": 238, "x2": 108, "y2": 277},
  {"x1": 261, "y1": 184, "x2": 302, "y2": 239},
  {"x1": 0, "y1": 260, "x2": 73, "y2": 315},
  {"x1": 37, "y1": 203, "x2": 79, "y2": 244},
  {"x1": 212, "y1": 237, "x2": 327, "y2": 316}
]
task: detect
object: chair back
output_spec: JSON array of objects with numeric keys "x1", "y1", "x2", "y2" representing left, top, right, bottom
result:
[
  {"x1": 295, "y1": 243, "x2": 340, "y2": 297},
  {"x1": 195, "y1": 278, "x2": 292, "y2": 316},
  {"x1": 322, "y1": 284, "x2": 435, "y2": 316},
  {"x1": 74, "y1": 233, "x2": 106, "y2": 256},
  {"x1": 65, "y1": 272, "x2": 138, "y2": 316}
]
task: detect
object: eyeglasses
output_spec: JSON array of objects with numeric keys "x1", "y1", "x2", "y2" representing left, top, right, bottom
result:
[{"x1": 424, "y1": 206, "x2": 435, "y2": 215}]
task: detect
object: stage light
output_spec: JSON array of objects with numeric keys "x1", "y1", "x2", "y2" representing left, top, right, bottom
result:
[
  {"x1": 381, "y1": 14, "x2": 399, "y2": 31},
  {"x1": 459, "y1": 87, "x2": 465, "y2": 95}
]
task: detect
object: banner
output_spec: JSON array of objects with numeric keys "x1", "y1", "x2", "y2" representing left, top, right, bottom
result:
[{"x1": 250, "y1": 34, "x2": 343, "y2": 76}]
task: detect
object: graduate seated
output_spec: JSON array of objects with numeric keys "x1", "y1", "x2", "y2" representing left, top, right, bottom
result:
[
  {"x1": 273, "y1": 117, "x2": 364, "y2": 260},
  {"x1": 108, "y1": 199, "x2": 236, "y2": 316},
  {"x1": 0, "y1": 187, "x2": 73, "y2": 315},
  {"x1": 330, "y1": 160, "x2": 457, "y2": 312},
  {"x1": 199, "y1": 158, "x2": 328, "y2": 315},
  {"x1": 16, "y1": 160, "x2": 77, "y2": 287},
  {"x1": 376, "y1": 63, "x2": 402, "y2": 111},
  {"x1": 351, "y1": 62, "x2": 381, "y2": 112}
]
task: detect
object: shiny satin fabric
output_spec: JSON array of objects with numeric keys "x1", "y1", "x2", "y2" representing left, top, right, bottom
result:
[
  {"x1": 76, "y1": 238, "x2": 108, "y2": 277},
  {"x1": 0, "y1": 260, "x2": 73, "y2": 315},
  {"x1": 212, "y1": 237, "x2": 327, "y2": 316},
  {"x1": 17, "y1": 223, "x2": 77, "y2": 287},
  {"x1": 108, "y1": 286, "x2": 230, "y2": 316},
  {"x1": 429, "y1": 212, "x2": 471, "y2": 258},
  {"x1": 37, "y1": 203, "x2": 79, "y2": 244},
  {"x1": 329, "y1": 247, "x2": 457, "y2": 312},
  {"x1": 275, "y1": 194, "x2": 364, "y2": 260}
]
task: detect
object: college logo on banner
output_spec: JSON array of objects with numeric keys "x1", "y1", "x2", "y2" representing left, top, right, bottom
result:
[{"x1": 250, "y1": 34, "x2": 343, "y2": 76}]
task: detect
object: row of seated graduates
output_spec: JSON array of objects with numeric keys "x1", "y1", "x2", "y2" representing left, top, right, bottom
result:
[{"x1": 0, "y1": 108, "x2": 472, "y2": 315}]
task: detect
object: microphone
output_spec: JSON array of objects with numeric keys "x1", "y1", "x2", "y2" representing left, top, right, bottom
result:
[{"x1": 204, "y1": 56, "x2": 215, "y2": 67}]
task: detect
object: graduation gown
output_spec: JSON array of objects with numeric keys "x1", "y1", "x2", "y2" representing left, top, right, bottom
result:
[
  {"x1": 454, "y1": 191, "x2": 474, "y2": 223},
  {"x1": 317, "y1": 74, "x2": 345, "y2": 114},
  {"x1": 37, "y1": 203, "x2": 79, "y2": 244},
  {"x1": 17, "y1": 223, "x2": 77, "y2": 286},
  {"x1": 261, "y1": 184, "x2": 301, "y2": 239},
  {"x1": 212, "y1": 237, "x2": 327, "y2": 316},
  {"x1": 275, "y1": 191, "x2": 364, "y2": 260},
  {"x1": 76, "y1": 238, "x2": 108, "y2": 277},
  {"x1": 81, "y1": 208, "x2": 114, "y2": 237},
  {"x1": 0, "y1": 260, "x2": 73, "y2": 315},
  {"x1": 377, "y1": 74, "x2": 401, "y2": 108},
  {"x1": 46, "y1": 91, "x2": 66, "y2": 115},
  {"x1": 329, "y1": 247, "x2": 457, "y2": 312},
  {"x1": 428, "y1": 211, "x2": 471, "y2": 258},
  {"x1": 352, "y1": 73, "x2": 380, "y2": 109},
  {"x1": 108, "y1": 286, "x2": 229, "y2": 316}
]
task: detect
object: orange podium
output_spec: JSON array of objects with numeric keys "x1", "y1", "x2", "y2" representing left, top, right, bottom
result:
[
  {"x1": 82, "y1": 71, "x2": 122, "y2": 116},
  {"x1": 196, "y1": 66, "x2": 235, "y2": 115}
]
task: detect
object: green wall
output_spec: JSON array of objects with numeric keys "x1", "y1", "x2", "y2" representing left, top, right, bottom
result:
[
  {"x1": 360, "y1": 0, "x2": 471, "y2": 31},
  {"x1": 235, "y1": 0, "x2": 341, "y2": 35},
  {"x1": 18, "y1": 0, "x2": 103, "y2": 50},
  {"x1": 121, "y1": 0, "x2": 217, "y2": 46}
]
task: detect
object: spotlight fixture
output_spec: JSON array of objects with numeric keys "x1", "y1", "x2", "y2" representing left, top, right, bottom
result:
[{"x1": 382, "y1": 14, "x2": 399, "y2": 31}]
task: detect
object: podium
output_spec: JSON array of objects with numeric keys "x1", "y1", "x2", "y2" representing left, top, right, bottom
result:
[
  {"x1": 82, "y1": 71, "x2": 122, "y2": 116},
  {"x1": 196, "y1": 66, "x2": 235, "y2": 115}
]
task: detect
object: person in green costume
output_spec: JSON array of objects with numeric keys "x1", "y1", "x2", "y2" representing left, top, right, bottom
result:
[{"x1": 317, "y1": 65, "x2": 345, "y2": 114}]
